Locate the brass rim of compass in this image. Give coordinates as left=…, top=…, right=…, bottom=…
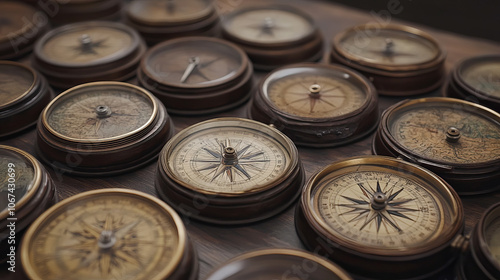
left=259, top=63, right=376, bottom=122
left=0, top=145, right=42, bottom=220
left=206, top=248, right=353, bottom=280
left=454, top=55, right=500, bottom=101
left=20, top=188, right=187, bottom=280
left=221, top=4, right=318, bottom=48
left=41, top=81, right=159, bottom=143
left=473, top=202, right=500, bottom=275
left=379, top=97, right=500, bottom=168
left=160, top=117, right=299, bottom=197
left=34, top=21, right=141, bottom=68
left=301, top=155, right=463, bottom=257
left=141, top=36, right=249, bottom=90
left=0, top=61, right=37, bottom=110
left=331, top=24, right=445, bottom=72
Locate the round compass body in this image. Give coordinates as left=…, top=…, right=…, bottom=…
left=125, top=0, right=220, bottom=45
left=221, top=5, right=324, bottom=70
left=330, top=24, right=446, bottom=96
left=138, top=36, right=253, bottom=115
left=32, top=21, right=146, bottom=89
left=205, top=248, right=353, bottom=280
left=0, top=61, right=53, bottom=138
left=372, top=97, right=500, bottom=195
left=0, top=145, right=56, bottom=263
left=36, top=82, right=174, bottom=176
left=458, top=202, right=500, bottom=279
left=444, top=54, right=500, bottom=112
left=20, top=188, right=197, bottom=280
left=249, top=63, right=379, bottom=147
left=0, top=1, right=49, bottom=59
left=295, top=156, right=464, bottom=280
left=155, top=117, right=304, bottom=224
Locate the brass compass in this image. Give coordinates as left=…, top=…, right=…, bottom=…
left=32, top=21, right=146, bottom=89
left=36, top=82, right=174, bottom=176
left=125, top=0, right=220, bottom=45
left=249, top=63, right=379, bottom=147
left=330, top=24, right=446, bottom=96
left=221, top=5, right=324, bottom=70
left=205, top=248, right=353, bottom=280
left=0, top=61, right=52, bottom=138
left=0, top=145, right=56, bottom=262
left=138, top=36, right=253, bottom=115
left=444, top=54, right=500, bottom=112
left=372, top=97, right=500, bottom=195
left=20, top=188, right=197, bottom=280
left=155, top=117, right=304, bottom=224
left=295, top=155, right=464, bottom=279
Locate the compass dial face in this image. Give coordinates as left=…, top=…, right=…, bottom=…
left=460, top=58, right=500, bottom=98
left=336, top=27, right=440, bottom=67
left=44, top=82, right=155, bottom=141
left=223, top=7, right=314, bottom=44
left=0, top=2, right=37, bottom=42
left=0, top=63, right=34, bottom=108
left=38, top=23, right=136, bottom=67
left=263, top=65, right=368, bottom=119
left=128, top=0, right=213, bottom=24
left=144, top=38, right=242, bottom=87
left=484, top=207, right=500, bottom=263
left=387, top=99, right=500, bottom=164
left=22, top=190, right=184, bottom=280
left=164, top=119, right=293, bottom=195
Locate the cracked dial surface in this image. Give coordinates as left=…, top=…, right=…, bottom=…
left=0, top=63, right=34, bottom=108
left=22, top=189, right=184, bottom=280
left=387, top=100, right=500, bottom=164
left=165, top=119, right=292, bottom=195
left=128, top=0, right=213, bottom=24
left=263, top=65, right=367, bottom=119
left=44, top=83, right=155, bottom=141
left=461, top=59, right=500, bottom=98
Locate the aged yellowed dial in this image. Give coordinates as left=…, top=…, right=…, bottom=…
left=461, top=59, right=500, bottom=98
left=296, top=156, right=464, bottom=279
left=128, top=0, right=213, bottom=24
left=21, top=189, right=196, bottom=280
left=0, top=63, right=35, bottom=108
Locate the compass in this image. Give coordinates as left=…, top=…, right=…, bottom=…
left=20, top=188, right=197, bottom=280
left=444, top=54, right=500, bottom=112
left=295, top=155, right=464, bottom=279
left=36, top=82, right=174, bottom=176
left=457, top=202, right=500, bottom=279
left=372, top=97, right=500, bottom=195
left=249, top=63, right=379, bottom=147
left=0, top=145, right=56, bottom=263
left=138, top=36, right=253, bottom=115
left=205, top=248, right=353, bottom=280
left=125, top=0, right=220, bottom=45
left=330, top=24, right=446, bottom=96
left=32, top=21, right=146, bottom=89
left=0, top=61, right=53, bottom=138
left=0, top=1, right=49, bottom=59
left=220, top=5, right=324, bottom=70
left=155, top=117, right=304, bottom=224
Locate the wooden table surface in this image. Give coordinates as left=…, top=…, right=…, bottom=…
left=1, top=0, right=500, bottom=279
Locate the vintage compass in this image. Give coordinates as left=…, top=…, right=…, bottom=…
left=372, top=97, right=500, bottom=195
left=0, top=61, right=53, bottom=138
left=20, top=188, right=198, bottom=280
left=138, top=36, right=253, bottom=115
left=220, top=5, right=324, bottom=70
left=205, top=248, right=353, bottom=280
left=155, top=117, right=304, bottom=224
left=36, top=81, right=174, bottom=176
left=0, top=145, right=56, bottom=263
left=295, top=155, right=464, bottom=280
left=125, top=0, right=220, bottom=45
left=249, top=63, right=379, bottom=147
left=32, top=21, right=146, bottom=89
left=444, top=54, right=500, bottom=112
left=330, top=24, right=446, bottom=96
left=457, top=202, right=500, bottom=279
left=0, top=1, right=49, bottom=60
